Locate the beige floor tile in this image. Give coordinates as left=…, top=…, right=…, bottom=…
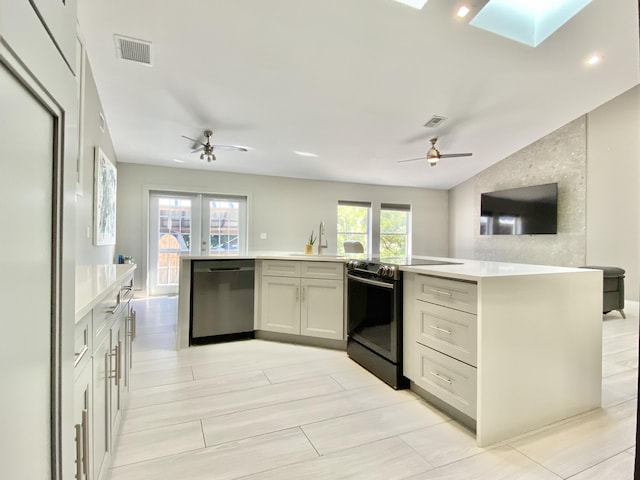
left=111, top=420, right=204, bottom=467
left=301, top=399, right=449, bottom=455
left=405, top=445, right=561, bottom=479
left=567, top=452, right=635, bottom=480
left=240, top=436, right=432, bottom=480
left=202, top=383, right=418, bottom=446
left=510, top=399, right=637, bottom=478
left=601, top=368, right=638, bottom=408
left=400, top=420, right=494, bottom=468
left=121, top=375, right=343, bottom=434
left=128, top=369, right=270, bottom=409
left=130, top=365, right=193, bottom=390
left=109, top=427, right=318, bottom=480
left=263, top=355, right=368, bottom=384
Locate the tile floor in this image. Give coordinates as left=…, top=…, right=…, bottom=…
left=110, top=297, right=639, bottom=479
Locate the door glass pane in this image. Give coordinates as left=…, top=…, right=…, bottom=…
left=208, top=200, right=239, bottom=255
left=157, top=197, right=191, bottom=286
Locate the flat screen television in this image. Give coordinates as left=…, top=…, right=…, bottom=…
left=480, top=183, right=558, bottom=235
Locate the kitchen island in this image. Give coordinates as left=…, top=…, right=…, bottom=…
left=401, top=260, right=602, bottom=447
left=177, top=254, right=602, bottom=446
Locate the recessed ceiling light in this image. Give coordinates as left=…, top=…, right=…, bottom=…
left=293, top=151, right=318, bottom=157
left=173, top=159, right=185, bottom=163
left=457, top=6, right=471, bottom=17
left=392, top=0, right=429, bottom=10
left=586, top=54, right=602, bottom=65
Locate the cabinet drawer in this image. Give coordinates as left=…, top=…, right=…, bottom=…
left=416, top=301, right=477, bottom=367
left=120, top=274, right=134, bottom=303
left=74, top=311, right=92, bottom=375
left=301, top=261, right=344, bottom=280
left=415, top=275, right=477, bottom=314
left=262, top=260, right=301, bottom=277
left=415, top=343, right=477, bottom=419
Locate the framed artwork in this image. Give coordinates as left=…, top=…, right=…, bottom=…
left=94, top=147, right=117, bottom=245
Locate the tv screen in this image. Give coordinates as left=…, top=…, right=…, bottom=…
left=480, top=183, right=558, bottom=235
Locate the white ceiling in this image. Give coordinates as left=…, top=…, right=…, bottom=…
left=77, top=0, right=639, bottom=190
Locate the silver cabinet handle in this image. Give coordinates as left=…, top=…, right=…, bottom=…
left=74, top=423, right=83, bottom=480
left=109, top=344, right=120, bottom=386
left=429, top=288, right=453, bottom=297
left=128, top=310, right=137, bottom=342
left=430, top=371, right=452, bottom=384
left=428, top=325, right=453, bottom=335
left=296, top=286, right=299, bottom=302
left=301, top=286, right=306, bottom=302
left=81, top=409, right=89, bottom=477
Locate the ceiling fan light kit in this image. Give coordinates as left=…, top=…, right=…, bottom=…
left=181, top=129, right=248, bottom=163
left=397, top=137, right=472, bottom=167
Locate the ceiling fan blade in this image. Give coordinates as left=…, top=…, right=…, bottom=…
left=396, top=157, right=426, bottom=163
left=439, top=152, right=473, bottom=158
left=191, top=146, right=205, bottom=153
left=213, top=144, right=249, bottom=152
left=181, top=135, right=204, bottom=145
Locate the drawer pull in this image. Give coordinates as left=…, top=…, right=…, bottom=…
left=81, top=409, right=89, bottom=476
left=428, top=325, right=453, bottom=335
left=430, top=371, right=453, bottom=384
left=74, top=345, right=89, bottom=367
left=429, top=288, right=453, bottom=297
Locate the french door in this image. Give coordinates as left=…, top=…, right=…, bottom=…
left=149, top=192, right=247, bottom=295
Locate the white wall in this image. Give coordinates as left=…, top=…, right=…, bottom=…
left=449, top=85, right=640, bottom=301
left=586, top=85, right=640, bottom=301
left=116, top=163, right=449, bottom=292
left=75, top=52, right=119, bottom=265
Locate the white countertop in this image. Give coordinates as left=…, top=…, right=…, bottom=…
left=181, top=252, right=594, bottom=281
left=399, top=258, right=593, bottom=282
left=75, top=264, right=136, bottom=321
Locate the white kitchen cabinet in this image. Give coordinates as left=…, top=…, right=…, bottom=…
left=92, top=330, right=111, bottom=480
left=74, top=266, right=136, bottom=480
left=403, top=268, right=602, bottom=447
left=300, top=278, right=344, bottom=339
left=260, top=260, right=344, bottom=340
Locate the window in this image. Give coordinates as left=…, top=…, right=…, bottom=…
left=337, top=201, right=371, bottom=256
left=380, top=203, right=411, bottom=257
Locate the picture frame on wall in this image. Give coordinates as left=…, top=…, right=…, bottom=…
left=94, top=147, right=117, bottom=245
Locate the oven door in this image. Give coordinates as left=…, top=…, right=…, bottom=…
left=347, top=272, right=400, bottom=363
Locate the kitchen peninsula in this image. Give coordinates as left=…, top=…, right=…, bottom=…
left=177, top=254, right=602, bottom=447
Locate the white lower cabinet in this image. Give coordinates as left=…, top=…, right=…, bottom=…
left=260, top=260, right=344, bottom=340
left=74, top=269, right=136, bottom=480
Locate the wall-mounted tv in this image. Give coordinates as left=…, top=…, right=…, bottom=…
left=480, top=183, right=558, bottom=235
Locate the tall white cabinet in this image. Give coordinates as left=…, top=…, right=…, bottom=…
left=260, top=260, right=344, bottom=341
left=1, top=1, right=78, bottom=477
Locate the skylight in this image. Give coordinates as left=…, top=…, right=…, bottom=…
left=392, top=0, right=429, bottom=10
left=470, top=0, right=592, bottom=47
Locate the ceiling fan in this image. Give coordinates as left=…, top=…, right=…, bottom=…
left=181, top=129, right=248, bottom=162
left=398, top=137, right=472, bottom=167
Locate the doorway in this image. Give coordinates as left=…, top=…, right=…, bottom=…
left=148, top=191, right=247, bottom=295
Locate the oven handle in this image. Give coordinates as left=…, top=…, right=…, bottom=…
left=347, top=273, right=394, bottom=289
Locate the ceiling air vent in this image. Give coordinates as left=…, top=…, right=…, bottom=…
left=114, top=35, right=152, bottom=66
left=424, top=115, right=447, bottom=128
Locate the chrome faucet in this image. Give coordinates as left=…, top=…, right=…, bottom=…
left=318, top=220, right=328, bottom=255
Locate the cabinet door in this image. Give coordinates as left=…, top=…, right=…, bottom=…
left=73, top=362, right=91, bottom=480
left=261, top=276, right=301, bottom=334
left=92, top=334, right=111, bottom=480
left=109, top=316, right=125, bottom=445
left=301, top=279, right=344, bottom=340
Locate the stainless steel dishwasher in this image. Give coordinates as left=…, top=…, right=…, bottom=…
left=190, top=259, right=255, bottom=345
